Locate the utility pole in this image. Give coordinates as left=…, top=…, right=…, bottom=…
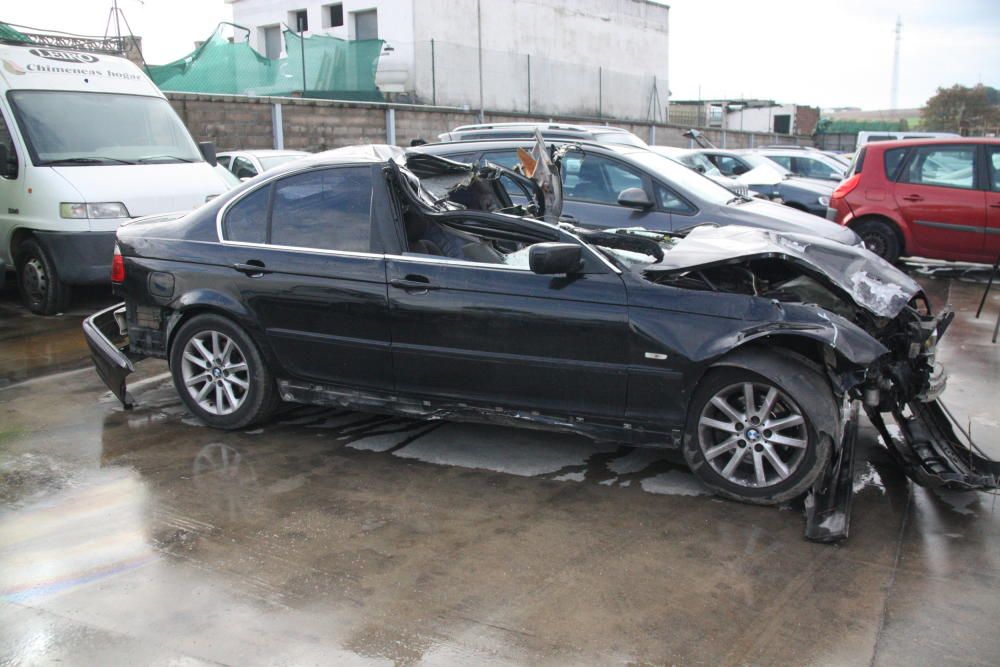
left=477, top=0, right=484, bottom=122
left=890, top=16, right=901, bottom=110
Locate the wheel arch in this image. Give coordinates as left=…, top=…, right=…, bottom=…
left=698, top=342, right=843, bottom=447
left=9, top=227, right=35, bottom=261
left=847, top=213, right=909, bottom=254
left=164, top=293, right=267, bottom=363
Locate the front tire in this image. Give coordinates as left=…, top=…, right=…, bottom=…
left=15, top=239, right=72, bottom=315
left=170, top=314, right=277, bottom=429
left=683, top=365, right=832, bottom=505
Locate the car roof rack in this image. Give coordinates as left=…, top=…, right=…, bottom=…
left=760, top=145, right=819, bottom=151
left=0, top=22, right=129, bottom=54
left=448, top=122, right=632, bottom=135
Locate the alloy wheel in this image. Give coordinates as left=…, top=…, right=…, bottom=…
left=697, top=382, right=808, bottom=488
left=181, top=330, right=250, bottom=416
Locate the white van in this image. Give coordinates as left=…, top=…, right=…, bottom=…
left=0, top=41, right=233, bottom=314
left=856, top=130, right=960, bottom=147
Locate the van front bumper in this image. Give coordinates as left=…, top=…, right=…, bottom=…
left=33, top=230, right=116, bottom=284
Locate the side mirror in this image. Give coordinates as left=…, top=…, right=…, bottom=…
left=617, top=187, right=653, bottom=209
left=529, top=243, right=583, bottom=275
left=198, top=141, right=218, bottom=167
left=731, top=163, right=749, bottom=176
left=0, top=144, right=8, bottom=178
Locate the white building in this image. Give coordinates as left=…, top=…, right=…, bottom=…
left=227, top=0, right=670, bottom=119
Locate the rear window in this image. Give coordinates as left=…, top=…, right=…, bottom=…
left=883, top=147, right=908, bottom=180
left=848, top=147, right=866, bottom=177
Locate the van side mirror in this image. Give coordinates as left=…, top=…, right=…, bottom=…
left=199, top=141, right=218, bottom=167
left=529, top=243, right=583, bottom=275
left=617, top=187, right=653, bottom=209
left=0, top=144, right=9, bottom=178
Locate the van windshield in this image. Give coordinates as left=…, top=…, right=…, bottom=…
left=9, top=91, right=202, bottom=166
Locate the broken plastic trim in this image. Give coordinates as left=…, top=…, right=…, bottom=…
left=868, top=400, right=1000, bottom=492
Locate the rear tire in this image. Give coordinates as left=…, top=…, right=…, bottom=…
left=854, top=219, right=901, bottom=263
left=170, top=314, right=277, bottom=429
left=15, top=239, right=72, bottom=315
left=683, top=363, right=833, bottom=505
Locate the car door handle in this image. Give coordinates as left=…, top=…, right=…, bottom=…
left=990, top=203, right=1000, bottom=209
left=560, top=214, right=577, bottom=222
left=390, top=277, right=439, bottom=292
left=232, top=261, right=271, bottom=276
left=901, top=194, right=924, bottom=202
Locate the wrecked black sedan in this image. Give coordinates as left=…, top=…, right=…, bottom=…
left=84, top=142, right=998, bottom=542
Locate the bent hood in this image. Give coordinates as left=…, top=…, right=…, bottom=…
left=643, top=225, right=921, bottom=318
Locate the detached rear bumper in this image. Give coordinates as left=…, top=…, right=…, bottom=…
left=83, top=302, right=144, bottom=407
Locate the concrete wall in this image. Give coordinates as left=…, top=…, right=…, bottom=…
left=230, top=0, right=670, bottom=119
left=167, top=91, right=808, bottom=153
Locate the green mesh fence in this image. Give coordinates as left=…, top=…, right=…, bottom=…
left=0, top=23, right=30, bottom=42
left=148, top=24, right=383, bottom=101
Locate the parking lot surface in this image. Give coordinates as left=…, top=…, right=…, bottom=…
left=1, top=269, right=999, bottom=666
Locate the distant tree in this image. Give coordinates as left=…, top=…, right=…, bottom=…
left=921, top=84, right=1000, bottom=135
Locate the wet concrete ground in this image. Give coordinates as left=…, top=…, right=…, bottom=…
left=1, top=268, right=998, bottom=666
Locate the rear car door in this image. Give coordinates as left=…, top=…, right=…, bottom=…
left=985, top=144, right=1000, bottom=258
left=560, top=150, right=671, bottom=231
left=219, top=165, right=393, bottom=389
left=894, top=144, right=987, bottom=259
left=386, top=233, right=630, bottom=419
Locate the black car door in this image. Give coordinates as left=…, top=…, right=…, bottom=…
left=218, top=164, right=393, bottom=389
left=386, top=230, right=630, bottom=418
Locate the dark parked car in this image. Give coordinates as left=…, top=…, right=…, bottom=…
left=84, top=148, right=997, bottom=541
left=694, top=149, right=836, bottom=217
left=417, top=139, right=859, bottom=244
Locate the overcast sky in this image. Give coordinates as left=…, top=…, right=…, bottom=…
left=4, top=0, right=998, bottom=110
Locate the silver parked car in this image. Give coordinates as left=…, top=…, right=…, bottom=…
left=217, top=149, right=310, bottom=180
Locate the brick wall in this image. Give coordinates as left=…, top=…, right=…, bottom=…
left=166, top=92, right=811, bottom=152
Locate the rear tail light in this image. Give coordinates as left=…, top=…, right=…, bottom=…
left=832, top=173, right=861, bottom=199
left=110, top=245, right=125, bottom=283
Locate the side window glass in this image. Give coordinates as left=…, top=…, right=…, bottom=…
left=768, top=155, right=792, bottom=170
left=988, top=148, right=1000, bottom=192
left=563, top=153, right=643, bottom=205
left=796, top=157, right=835, bottom=178
left=482, top=150, right=526, bottom=198
left=883, top=148, right=907, bottom=180
left=901, top=146, right=976, bottom=190
left=713, top=155, right=740, bottom=176
left=224, top=186, right=270, bottom=244
left=655, top=183, right=695, bottom=214
left=217, top=155, right=232, bottom=170
left=233, top=156, right=257, bottom=179
left=0, top=113, right=18, bottom=179
left=270, top=167, right=372, bottom=252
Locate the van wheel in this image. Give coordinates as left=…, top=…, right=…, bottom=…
left=854, top=219, right=900, bottom=263
left=683, top=365, right=832, bottom=505
left=170, top=314, right=277, bottom=430
left=15, top=239, right=71, bottom=315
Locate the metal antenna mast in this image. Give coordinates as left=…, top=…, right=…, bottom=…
left=890, top=16, right=901, bottom=110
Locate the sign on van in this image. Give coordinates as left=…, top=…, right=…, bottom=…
left=28, top=48, right=100, bottom=64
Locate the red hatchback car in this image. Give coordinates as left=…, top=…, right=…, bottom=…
left=828, top=138, right=1000, bottom=264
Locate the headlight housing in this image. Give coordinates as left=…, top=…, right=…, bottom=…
left=818, top=196, right=831, bottom=207
left=59, top=202, right=131, bottom=219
